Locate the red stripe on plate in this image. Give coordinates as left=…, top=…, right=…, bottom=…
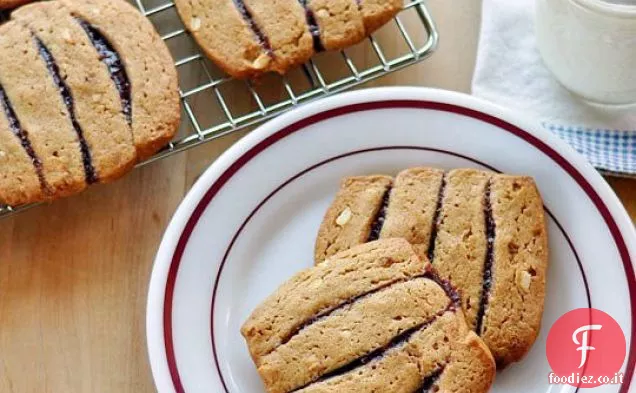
left=162, top=100, right=635, bottom=393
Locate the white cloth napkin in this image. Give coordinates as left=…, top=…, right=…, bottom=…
left=471, top=0, right=636, bottom=176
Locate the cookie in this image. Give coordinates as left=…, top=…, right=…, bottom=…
left=242, top=0, right=314, bottom=75
left=314, top=175, right=392, bottom=261
left=242, top=239, right=496, bottom=393
left=13, top=2, right=137, bottom=183
left=0, top=0, right=179, bottom=206
left=359, top=0, right=402, bottom=33
left=176, top=0, right=402, bottom=78
left=0, top=83, right=46, bottom=206
left=378, top=167, right=444, bottom=258
left=480, top=174, right=548, bottom=366
left=61, top=0, right=181, bottom=160
left=174, top=0, right=266, bottom=79
left=303, top=0, right=366, bottom=51
left=429, top=169, right=490, bottom=334
left=0, top=21, right=88, bottom=203
left=314, top=168, right=548, bottom=367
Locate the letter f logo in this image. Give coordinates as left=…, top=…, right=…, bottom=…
left=572, top=325, right=603, bottom=369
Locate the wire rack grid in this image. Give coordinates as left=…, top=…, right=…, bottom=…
left=0, top=0, right=438, bottom=218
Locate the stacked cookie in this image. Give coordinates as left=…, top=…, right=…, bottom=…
left=314, top=168, right=548, bottom=367
left=242, top=167, right=548, bottom=392
left=242, top=239, right=496, bottom=393
left=0, top=0, right=180, bottom=206
left=175, top=0, right=403, bottom=78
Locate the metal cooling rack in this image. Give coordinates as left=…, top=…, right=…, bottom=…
left=0, top=0, right=438, bottom=218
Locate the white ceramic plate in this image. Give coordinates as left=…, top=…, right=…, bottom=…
left=147, top=87, right=636, bottom=393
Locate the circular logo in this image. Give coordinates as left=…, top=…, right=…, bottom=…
left=546, top=308, right=626, bottom=388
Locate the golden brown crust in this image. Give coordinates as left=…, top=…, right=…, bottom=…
left=243, top=0, right=314, bottom=74
left=481, top=175, right=548, bottom=367
left=381, top=167, right=445, bottom=260
left=0, top=21, right=87, bottom=202
left=174, top=0, right=402, bottom=78
left=314, top=175, right=393, bottom=263
left=0, top=0, right=180, bottom=206
left=62, top=0, right=180, bottom=160
left=13, top=2, right=137, bottom=182
left=0, top=94, right=44, bottom=205
left=243, top=238, right=425, bottom=361
left=359, top=0, right=402, bottom=34
left=243, top=239, right=495, bottom=393
left=259, top=278, right=450, bottom=392
left=295, top=312, right=495, bottom=393
left=175, top=0, right=267, bottom=79
left=308, top=0, right=366, bottom=51
left=438, top=328, right=497, bottom=393
left=314, top=167, right=548, bottom=367
left=432, top=169, right=491, bottom=332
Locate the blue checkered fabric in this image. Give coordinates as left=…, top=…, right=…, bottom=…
left=545, top=123, right=636, bottom=177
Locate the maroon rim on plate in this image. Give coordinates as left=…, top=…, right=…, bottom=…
left=161, top=101, right=635, bottom=393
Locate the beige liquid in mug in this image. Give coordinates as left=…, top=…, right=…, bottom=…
left=536, top=0, right=636, bottom=105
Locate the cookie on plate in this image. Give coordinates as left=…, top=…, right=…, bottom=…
left=0, top=0, right=179, bottom=206
left=175, top=0, right=403, bottom=79
left=242, top=239, right=496, bottom=393
left=314, top=168, right=548, bottom=367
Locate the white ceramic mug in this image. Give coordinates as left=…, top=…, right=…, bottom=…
left=536, top=0, right=636, bottom=105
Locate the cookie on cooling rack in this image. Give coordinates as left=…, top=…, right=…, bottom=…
left=0, top=0, right=179, bottom=206
left=314, top=168, right=548, bottom=367
left=241, top=239, right=496, bottom=393
left=175, top=0, right=402, bottom=79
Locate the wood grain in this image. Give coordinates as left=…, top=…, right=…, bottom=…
left=0, top=1, right=633, bottom=392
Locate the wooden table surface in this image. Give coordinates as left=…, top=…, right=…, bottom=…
left=1, top=2, right=634, bottom=392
